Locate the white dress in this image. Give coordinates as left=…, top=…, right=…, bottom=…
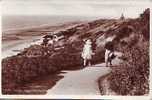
left=105, top=49, right=111, bottom=62
left=81, top=44, right=93, bottom=60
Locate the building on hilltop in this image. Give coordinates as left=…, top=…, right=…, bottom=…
left=120, top=13, right=125, bottom=20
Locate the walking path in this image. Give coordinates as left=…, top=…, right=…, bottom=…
left=47, top=52, right=123, bottom=95
left=47, top=63, right=110, bottom=95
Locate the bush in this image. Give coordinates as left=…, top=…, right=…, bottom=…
left=2, top=55, right=58, bottom=94
left=108, top=41, right=149, bottom=95
left=2, top=42, right=84, bottom=94
left=92, top=46, right=105, bottom=64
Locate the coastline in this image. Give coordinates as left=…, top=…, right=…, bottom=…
left=2, top=21, right=83, bottom=58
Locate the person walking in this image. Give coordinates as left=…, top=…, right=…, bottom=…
left=105, top=41, right=115, bottom=67
left=81, top=39, right=94, bottom=67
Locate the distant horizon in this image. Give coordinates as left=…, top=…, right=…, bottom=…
left=2, top=7, right=149, bottom=32
left=2, top=15, right=98, bottom=32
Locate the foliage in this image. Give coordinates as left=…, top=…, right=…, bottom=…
left=108, top=41, right=149, bottom=95
left=108, top=9, right=150, bottom=95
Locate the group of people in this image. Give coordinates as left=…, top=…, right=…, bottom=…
left=41, top=34, right=58, bottom=47
left=81, top=39, right=115, bottom=67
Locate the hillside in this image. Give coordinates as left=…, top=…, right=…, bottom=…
left=2, top=8, right=149, bottom=95
left=99, top=8, right=149, bottom=95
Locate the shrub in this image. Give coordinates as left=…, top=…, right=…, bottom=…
left=92, top=46, right=105, bottom=64
left=108, top=41, right=149, bottom=95
left=2, top=55, right=58, bottom=94
left=2, top=42, right=84, bottom=94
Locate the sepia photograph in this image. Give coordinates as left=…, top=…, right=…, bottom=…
left=1, top=0, right=151, bottom=98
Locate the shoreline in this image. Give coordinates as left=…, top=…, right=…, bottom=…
left=2, top=36, right=42, bottom=59
left=2, top=21, right=83, bottom=59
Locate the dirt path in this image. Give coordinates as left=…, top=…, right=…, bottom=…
left=47, top=63, right=111, bottom=95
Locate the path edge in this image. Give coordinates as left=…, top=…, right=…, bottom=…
left=98, top=73, right=110, bottom=95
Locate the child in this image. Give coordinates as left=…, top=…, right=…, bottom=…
left=81, top=39, right=94, bottom=67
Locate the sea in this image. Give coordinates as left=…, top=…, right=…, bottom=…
left=2, top=15, right=101, bottom=58
left=2, top=15, right=100, bottom=33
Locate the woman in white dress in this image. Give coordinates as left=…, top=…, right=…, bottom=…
left=105, top=41, right=115, bottom=67
left=81, top=39, right=94, bottom=67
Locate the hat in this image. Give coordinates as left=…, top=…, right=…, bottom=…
left=85, top=39, right=92, bottom=45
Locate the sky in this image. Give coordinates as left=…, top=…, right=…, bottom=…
left=1, top=0, right=152, bottom=18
